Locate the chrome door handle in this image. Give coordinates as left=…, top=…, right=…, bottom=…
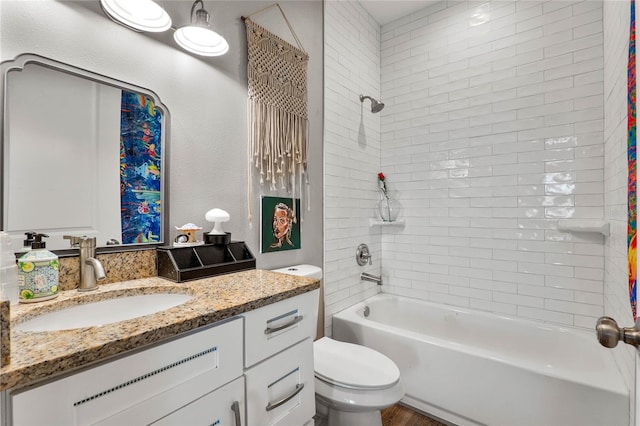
left=265, top=383, right=304, bottom=412
left=231, top=400, right=241, bottom=426
left=596, top=316, right=640, bottom=348
left=264, top=315, right=303, bottom=334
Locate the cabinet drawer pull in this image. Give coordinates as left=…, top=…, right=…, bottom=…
left=264, top=315, right=303, bottom=335
left=265, top=383, right=304, bottom=411
left=231, top=400, right=241, bottom=426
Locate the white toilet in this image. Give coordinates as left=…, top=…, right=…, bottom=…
left=273, top=265, right=404, bottom=426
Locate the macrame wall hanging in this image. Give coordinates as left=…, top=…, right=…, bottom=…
left=243, top=4, right=309, bottom=227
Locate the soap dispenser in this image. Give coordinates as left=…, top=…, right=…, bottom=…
left=17, top=233, right=59, bottom=302
left=18, top=232, right=36, bottom=253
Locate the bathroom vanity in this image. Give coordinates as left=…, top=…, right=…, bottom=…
left=0, top=269, right=319, bottom=426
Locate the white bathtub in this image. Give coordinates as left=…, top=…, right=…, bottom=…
left=332, top=294, right=629, bottom=426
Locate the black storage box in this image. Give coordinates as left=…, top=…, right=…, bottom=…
left=157, top=241, right=256, bottom=282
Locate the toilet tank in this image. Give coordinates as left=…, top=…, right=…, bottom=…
left=272, top=264, right=323, bottom=339
left=272, top=264, right=322, bottom=280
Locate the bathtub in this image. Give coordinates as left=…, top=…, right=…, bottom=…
left=332, top=294, right=629, bottom=426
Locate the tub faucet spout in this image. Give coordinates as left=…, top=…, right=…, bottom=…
left=63, top=235, right=106, bottom=291
left=361, top=272, right=383, bottom=286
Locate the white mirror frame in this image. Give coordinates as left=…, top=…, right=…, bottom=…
left=0, top=53, right=170, bottom=253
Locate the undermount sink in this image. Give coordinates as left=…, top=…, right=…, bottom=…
left=15, top=293, right=193, bottom=332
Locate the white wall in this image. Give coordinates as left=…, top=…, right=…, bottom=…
left=323, top=1, right=382, bottom=336
left=603, top=0, right=636, bottom=412
left=0, top=0, right=323, bottom=270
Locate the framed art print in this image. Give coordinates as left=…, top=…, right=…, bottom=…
left=261, top=196, right=301, bottom=253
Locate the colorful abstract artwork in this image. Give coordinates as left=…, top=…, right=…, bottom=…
left=261, top=196, right=301, bottom=253
left=629, top=0, right=637, bottom=320
left=120, top=90, right=163, bottom=245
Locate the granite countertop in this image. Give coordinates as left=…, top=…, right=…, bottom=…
left=0, top=269, right=319, bottom=391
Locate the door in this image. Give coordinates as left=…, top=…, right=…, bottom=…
left=597, top=318, right=640, bottom=426
left=599, top=2, right=640, bottom=425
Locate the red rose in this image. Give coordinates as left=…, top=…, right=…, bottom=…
left=378, top=172, right=385, bottom=180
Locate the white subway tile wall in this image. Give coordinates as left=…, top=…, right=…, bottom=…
left=324, top=1, right=382, bottom=337
left=377, top=0, right=609, bottom=329
left=325, top=0, right=630, bottom=365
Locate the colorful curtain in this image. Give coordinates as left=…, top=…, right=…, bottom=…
left=629, top=0, right=637, bottom=320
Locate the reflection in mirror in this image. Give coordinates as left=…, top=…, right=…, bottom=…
left=1, top=54, right=169, bottom=251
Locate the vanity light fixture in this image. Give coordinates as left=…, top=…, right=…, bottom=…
left=173, top=0, right=229, bottom=57
left=99, top=0, right=172, bottom=32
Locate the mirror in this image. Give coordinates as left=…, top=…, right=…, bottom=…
left=1, top=54, right=169, bottom=251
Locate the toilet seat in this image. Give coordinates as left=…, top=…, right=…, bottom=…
left=314, top=337, right=400, bottom=390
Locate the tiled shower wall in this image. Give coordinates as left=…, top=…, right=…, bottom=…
left=324, top=1, right=382, bottom=336
left=379, top=0, right=607, bottom=329
left=324, top=0, right=634, bottom=410
left=324, top=0, right=636, bottom=335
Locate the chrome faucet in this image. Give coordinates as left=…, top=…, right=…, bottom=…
left=361, top=272, right=383, bottom=286
left=63, top=235, right=106, bottom=291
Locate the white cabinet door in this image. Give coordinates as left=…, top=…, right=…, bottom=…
left=11, top=318, right=243, bottom=425
left=245, top=339, right=314, bottom=426
left=152, top=376, right=245, bottom=426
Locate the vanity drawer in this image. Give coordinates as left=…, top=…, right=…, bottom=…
left=152, top=376, right=245, bottom=426
left=243, top=290, right=317, bottom=367
left=245, top=338, right=315, bottom=426
left=11, top=318, right=243, bottom=426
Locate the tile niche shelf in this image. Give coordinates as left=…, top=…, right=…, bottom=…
left=369, top=219, right=406, bottom=228
left=557, top=219, right=610, bottom=237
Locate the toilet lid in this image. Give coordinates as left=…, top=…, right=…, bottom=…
left=314, top=337, right=400, bottom=390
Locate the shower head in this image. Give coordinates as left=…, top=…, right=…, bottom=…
left=359, top=94, right=385, bottom=113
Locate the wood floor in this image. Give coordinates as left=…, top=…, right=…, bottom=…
left=381, top=404, right=449, bottom=426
